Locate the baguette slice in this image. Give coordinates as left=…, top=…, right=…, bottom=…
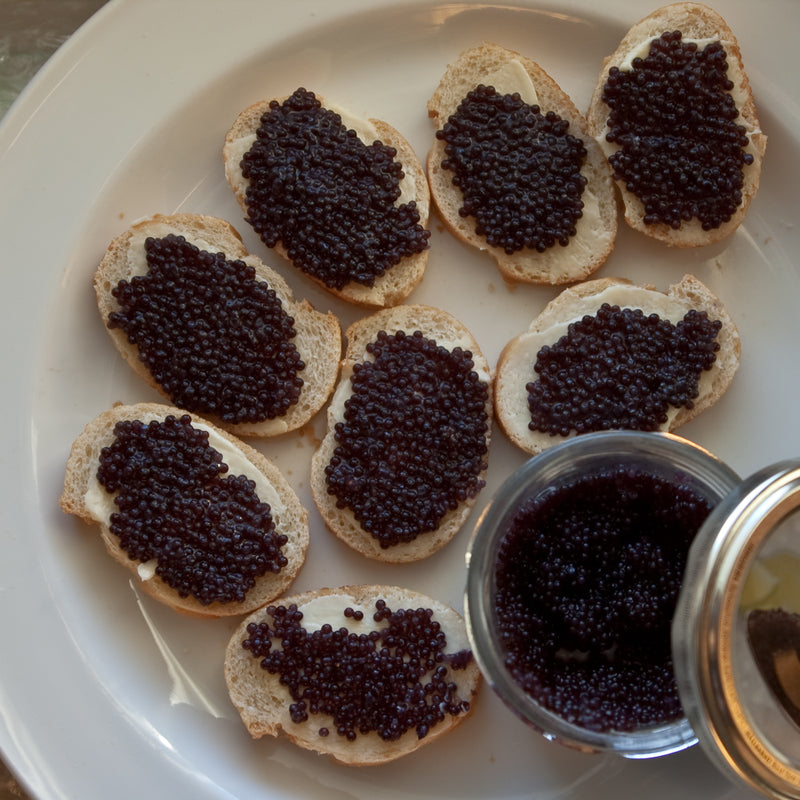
left=224, top=92, right=430, bottom=308
left=427, top=42, right=617, bottom=285
left=225, top=584, right=481, bottom=766
left=94, top=213, right=341, bottom=438
left=311, top=305, right=493, bottom=563
left=495, top=275, right=740, bottom=456
left=60, top=402, right=309, bottom=617
left=586, top=3, right=766, bottom=246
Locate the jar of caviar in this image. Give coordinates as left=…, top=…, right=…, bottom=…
left=466, top=430, right=800, bottom=798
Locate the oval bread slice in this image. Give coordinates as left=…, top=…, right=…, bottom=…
left=224, top=95, right=430, bottom=308
left=427, top=42, right=617, bottom=285
left=59, top=402, right=309, bottom=617
left=586, top=2, right=767, bottom=246
left=311, top=305, right=493, bottom=563
left=495, top=274, right=740, bottom=456
left=95, top=213, right=341, bottom=438
left=224, top=584, right=481, bottom=766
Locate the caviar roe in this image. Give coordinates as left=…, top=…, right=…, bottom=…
left=241, top=87, right=430, bottom=290
left=108, top=234, right=304, bottom=425
left=495, top=466, right=713, bottom=732
left=242, top=599, right=473, bottom=741
left=602, top=31, right=754, bottom=230
left=527, top=304, right=722, bottom=436
left=324, top=329, right=490, bottom=548
left=96, top=415, right=288, bottom=605
left=436, top=84, right=587, bottom=254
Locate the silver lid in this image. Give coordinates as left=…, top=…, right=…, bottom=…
left=674, top=461, right=800, bottom=799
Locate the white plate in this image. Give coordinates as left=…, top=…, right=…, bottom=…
left=1, top=0, right=798, bottom=797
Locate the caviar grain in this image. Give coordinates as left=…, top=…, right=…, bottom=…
left=602, top=31, right=753, bottom=230
left=97, top=415, right=288, bottom=605
left=527, top=304, right=721, bottom=436
left=495, top=466, right=713, bottom=732
left=108, top=234, right=304, bottom=425
left=324, top=330, right=489, bottom=548
left=242, top=599, right=473, bottom=741
left=436, top=84, right=587, bottom=254
left=241, top=88, right=430, bottom=290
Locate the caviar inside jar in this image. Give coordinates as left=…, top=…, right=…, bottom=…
left=324, top=329, right=490, bottom=548
left=241, top=87, right=430, bottom=290
left=436, top=84, right=588, bottom=254
left=494, top=465, right=713, bottom=732
left=108, top=234, right=304, bottom=425
left=602, top=31, right=754, bottom=231
left=242, top=599, right=473, bottom=742
left=97, top=415, right=288, bottom=605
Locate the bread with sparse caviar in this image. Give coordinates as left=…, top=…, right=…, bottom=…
left=94, top=213, right=341, bottom=438
left=224, top=584, right=481, bottom=766
left=311, top=305, right=493, bottom=563
left=224, top=90, right=431, bottom=308
left=495, top=274, right=740, bottom=455
left=59, top=402, right=309, bottom=617
left=586, top=3, right=766, bottom=246
left=426, top=42, right=617, bottom=285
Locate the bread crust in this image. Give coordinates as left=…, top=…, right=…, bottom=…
left=426, top=42, right=617, bottom=285
left=59, top=402, right=309, bottom=617
left=586, top=2, right=767, bottom=246
left=94, top=213, right=341, bottom=438
left=224, top=584, right=481, bottom=765
left=310, top=305, right=493, bottom=563
left=223, top=95, right=430, bottom=308
left=495, top=274, right=741, bottom=456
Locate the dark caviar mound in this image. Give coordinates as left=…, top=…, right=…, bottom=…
left=527, top=304, right=721, bottom=436
left=436, top=84, right=587, bottom=254
left=242, top=599, right=473, bottom=741
left=495, top=466, right=713, bottom=732
left=96, top=415, right=288, bottom=605
left=324, top=330, right=489, bottom=548
left=108, top=234, right=304, bottom=425
left=241, top=87, right=430, bottom=290
left=602, top=31, right=754, bottom=231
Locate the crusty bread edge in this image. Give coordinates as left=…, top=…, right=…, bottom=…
left=59, top=402, right=310, bottom=617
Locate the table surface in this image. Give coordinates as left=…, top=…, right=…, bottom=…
left=0, top=3, right=109, bottom=795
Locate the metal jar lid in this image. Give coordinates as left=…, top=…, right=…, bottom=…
left=673, top=460, right=800, bottom=799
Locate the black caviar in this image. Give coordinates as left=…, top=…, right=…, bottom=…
left=97, top=415, right=287, bottom=605
left=242, top=598, right=473, bottom=741
left=495, top=466, right=713, bottom=732
left=108, top=234, right=304, bottom=425
left=602, top=31, right=754, bottom=230
left=527, top=304, right=721, bottom=436
left=436, top=84, right=587, bottom=254
left=241, top=87, right=430, bottom=290
left=324, top=330, right=489, bottom=548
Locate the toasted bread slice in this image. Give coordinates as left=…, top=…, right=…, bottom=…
left=427, top=42, right=617, bottom=285
left=311, top=305, right=493, bottom=563
left=94, top=213, right=341, bottom=438
left=586, top=3, right=766, bottom=245
left=224, top=91, right=430, bottom=308
left=60, top=402, right=309, bottom=617
left=495, top=275, right=740, bottom=455
left=225, top=584, right=481, bottom=765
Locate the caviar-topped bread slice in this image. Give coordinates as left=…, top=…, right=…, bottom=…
left=495, top=275, right=740, bottom=456
left=311, top=305, right=493, bottom=563
left=94, top=214, right=341, bottom=438
left=59, top=403, right=309, bottom=617
left=224, top=88, right=431, bottom=308
left=586, top=2, right=766, bottom=246
left=225, top=585, right=481, bottom=765
left=426, top=42, right=617, bottom=285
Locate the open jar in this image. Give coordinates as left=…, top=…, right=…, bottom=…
left=465, top=430, right=800, bottom=798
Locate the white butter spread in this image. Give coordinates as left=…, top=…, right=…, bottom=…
left=483, top=59, right=539, bottom=107
left=84, top=414, right=285, bottom=581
